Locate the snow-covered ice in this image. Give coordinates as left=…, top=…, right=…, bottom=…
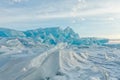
left=0, top=27, right=120, bottom=80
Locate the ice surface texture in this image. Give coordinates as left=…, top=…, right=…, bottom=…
left=0, top=27, right=119, bottom=80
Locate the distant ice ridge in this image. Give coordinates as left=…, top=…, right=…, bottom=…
left=0, top=27, right=108, bottom=46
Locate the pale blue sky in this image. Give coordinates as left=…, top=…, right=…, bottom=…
left=0, top=0, right=120, bottom=39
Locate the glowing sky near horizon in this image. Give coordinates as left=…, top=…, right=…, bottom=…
left=0, top=0, right=120, bottom=39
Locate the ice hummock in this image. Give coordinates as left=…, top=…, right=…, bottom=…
left=0, top=27, right=108, bottom=45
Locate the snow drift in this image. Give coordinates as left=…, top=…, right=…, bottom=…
left=22, top=43, right=88, bottom=80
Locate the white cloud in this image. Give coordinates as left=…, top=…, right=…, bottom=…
left=107, top=17, right=115, bottom=21
left=0, top=0, right=120, bottom=24
left=0, top=7, right=120, bottom=24
left=10, top=0, right=28, bottom=3
left=12, top=0, right=22, bottom=3
left=71, top=0, right=87, bottom=17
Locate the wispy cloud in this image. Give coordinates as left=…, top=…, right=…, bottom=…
left=10, top=0, right=29, bottom=3
left=0, top=0, right=120, bottom=24
left=0, top=6, right=120, bottom=24
left=0, top=0, right=120, bottom=39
